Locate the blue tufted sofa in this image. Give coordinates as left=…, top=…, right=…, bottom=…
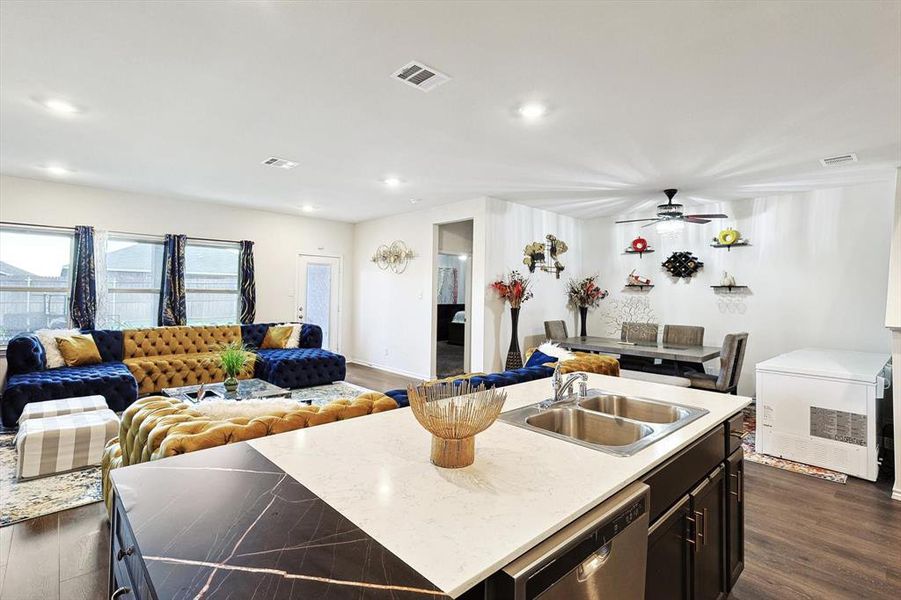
left=384, top=365, right=556, bottom=408
left=2, top=323, right=345, bottom=427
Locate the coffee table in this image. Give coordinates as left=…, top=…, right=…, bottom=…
left=162, top=378, right=290, bottom=403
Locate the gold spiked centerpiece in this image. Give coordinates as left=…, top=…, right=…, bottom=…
left=407, top=381, right=507, bottom=468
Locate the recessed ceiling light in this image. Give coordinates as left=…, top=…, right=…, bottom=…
left=42, top=99, right=80, bottom=115
left=300, top=205, right=316, bottom=213
left=44, top=165, right=72, bottom=176
left=262, top=157, right=299, bottom=170
left=382, top=177, right=402, bottom=187
left=517, top=102, right=548, bottom=120
left=409, top=198, right=421, bottom=204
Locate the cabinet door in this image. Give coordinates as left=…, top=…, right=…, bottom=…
left=690, top=466, right=725, bottom=600
left=726, top=449, right=745, bottom=590
left=645, top=495, right=691, bottom=600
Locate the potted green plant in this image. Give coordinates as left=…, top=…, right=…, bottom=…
left=212, top=341, right=255, bottom=392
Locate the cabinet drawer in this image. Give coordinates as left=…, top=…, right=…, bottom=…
left=112, top=498, right=154, bottom=600
left=726, top=412, right=744, bottom=456
left=643, top=425, right=725, bottom=523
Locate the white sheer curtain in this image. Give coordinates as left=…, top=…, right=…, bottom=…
left=93, top=229, right=110, bottom=328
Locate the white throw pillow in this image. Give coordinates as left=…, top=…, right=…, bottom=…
left=278, top=323, right=302, bottom=348
left=537, top=342, right=575, bottom=362
left=34, top=328, right=81, bottom=369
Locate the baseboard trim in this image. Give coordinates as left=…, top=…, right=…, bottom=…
left=347, top=358, right=429, bottom=381
left=892, top=485, right=901, bottom=502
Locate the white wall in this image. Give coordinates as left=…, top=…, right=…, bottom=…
left=0, top=175, right=356, bottom=352
left=581, top=181, right=897, bottom=396
left=352, top=198, right=488, bottom=379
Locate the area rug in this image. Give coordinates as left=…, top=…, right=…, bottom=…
left=0, top=381, right=377, bottom=527
left=742, top=406, right=848, bottom=484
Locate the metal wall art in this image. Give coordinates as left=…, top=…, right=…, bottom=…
left=371, top=240, right=415, bottom=273
left=662, top=251, right=704, bottom=278
left=523, top=234, right=568, bottom=279
left=624, top=236, right=654, bottom=257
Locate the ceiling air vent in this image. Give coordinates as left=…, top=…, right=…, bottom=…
left=819, top=153, right=858, bottom=167
left=261, top=157, right=299, bottom=170
left=391, top=61, right=451, bottom=92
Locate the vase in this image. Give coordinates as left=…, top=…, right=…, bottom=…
left=505, top=306, right=523, bottom=370
left=224, top=376, right=239, bottom=393
left=579, top=306, right=589, bottom=337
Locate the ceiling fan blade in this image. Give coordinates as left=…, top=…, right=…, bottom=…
left=684, top=213, right=728, bottom=219
left=683, top=217, right=711, bottom=224
left=615, top=218, right=660, bottom=224
left=641, top=220, right=663, bottom=228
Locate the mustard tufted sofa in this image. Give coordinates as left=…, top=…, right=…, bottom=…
left=101, top=392, right=398, bottom=513
left=122, top=325, right=253, bottom=394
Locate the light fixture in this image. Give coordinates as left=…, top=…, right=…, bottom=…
left=656, top=219, right=685, bottom=238
left=42, top=98, right=79, bottom=115
left=382, top=177, right=402, bottom=187
left=300, top=205, right=316, bottom=213
left=409, top=198, right=421, bottom=205
left=371, top=240, right=415, bottom=274
left=44, top=165, right=72, bottom=176
left=517, top=102, right=547, bottom=120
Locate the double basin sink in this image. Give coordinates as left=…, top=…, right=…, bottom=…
left=498, top=390, right=708, bottom=457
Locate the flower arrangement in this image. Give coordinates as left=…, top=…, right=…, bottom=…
left=566, top=275, right=608, bottom=309
left=490, top=270, right=534, bottom=308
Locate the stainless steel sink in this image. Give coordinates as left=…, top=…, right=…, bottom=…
left=526, top=407, right=653, bottom=447
left=578, top=394, right=689, bottom=424
left=499, top=389, right=708, bottom=457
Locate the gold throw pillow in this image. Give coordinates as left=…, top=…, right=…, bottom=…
left=56, top=334, right=103, bottom=367
left=261, top=325, right=293, bottom=349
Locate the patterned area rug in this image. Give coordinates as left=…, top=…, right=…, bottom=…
left=742, top=406, right=848, bottom=484
left=0, top=381, right=376, bottom=527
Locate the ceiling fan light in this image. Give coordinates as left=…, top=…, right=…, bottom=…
left=656, top=219, right=684, bottom=237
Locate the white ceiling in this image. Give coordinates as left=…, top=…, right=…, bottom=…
left=1, top=1, right=899, bottom=222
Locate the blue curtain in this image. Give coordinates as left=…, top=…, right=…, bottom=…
left=239, top=240, right=256, bottom=324
left=69, top=225, right=96, bottom=329
left=158, top=234, right=187, bottom=326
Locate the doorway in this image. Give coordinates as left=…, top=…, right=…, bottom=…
left=434, top=220, right=473, bottom=378
left=296, top=254, right=341, bottom=352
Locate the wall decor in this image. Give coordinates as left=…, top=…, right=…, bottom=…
left=489, top=270, right=534, bottom=369
left=523, top=234, right=568, bottom=278
left=566, top=275, right=609, bottom=337
left=720, top=271, right=737, bottom=287
left=625, top=269, right=654, bottom=290
left=602, top=296, right=657, bottom=340
left=371, top=240, right=415, bottom=273
left=711, top=228, right=750, bottom=250
left=624, top=236, right=654, bottom=257
left=662, top=251, right=704, bottom=278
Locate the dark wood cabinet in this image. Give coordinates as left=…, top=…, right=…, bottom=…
left=725, top=448, right=745, bottom=590
left=646, top=496, right=692, bottom=600
left=689, top=466, right=726, bottom=600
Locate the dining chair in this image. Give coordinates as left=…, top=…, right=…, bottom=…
left=619, top=322, right=658, bottom=370
left=647, top=325, right=706, bottom=375
left=687, top=332, right=749, bottom=394
left=544, top=320, right=568, bottom=341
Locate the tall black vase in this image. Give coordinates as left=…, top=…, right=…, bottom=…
left=505, top=306, right=523, bottom=370
left=579, top=306, right=589, bottom=337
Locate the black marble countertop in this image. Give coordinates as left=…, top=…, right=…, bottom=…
left=111, top=442, right=447, bottom=599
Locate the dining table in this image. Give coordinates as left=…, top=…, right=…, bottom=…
left=552, top=335, right=722, bottom=375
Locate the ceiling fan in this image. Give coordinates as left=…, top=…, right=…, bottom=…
left=615, top=189, right=728, bottom=227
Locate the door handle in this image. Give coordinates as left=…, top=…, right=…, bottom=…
left=116, top=545, right=134, bottom=561
left=111, top=587, right=131, bottom=599
left=701, top=508, right=708, bottom=546
left=576, top=542, right=612, bottom=582
left=730, top=471, right=743, bottom=503
left=686, top=513, right=701, bottom=553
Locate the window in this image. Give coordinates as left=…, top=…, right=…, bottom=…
left=0, top=225, right=74, bottom=344
left=185, top=242, right=240, bottom=325
left=100, top=235, right=164, bottom=329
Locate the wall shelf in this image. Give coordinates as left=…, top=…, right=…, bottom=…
left=623, top=248, right=655, bottom=258
left=711, top=285, right=749, bottom=292
left=710, top=242, right=751, bottom=252
left=624, top=284, right=654, bottom=290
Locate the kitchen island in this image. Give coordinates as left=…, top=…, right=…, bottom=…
left=109, top=373, right=750, bottom=599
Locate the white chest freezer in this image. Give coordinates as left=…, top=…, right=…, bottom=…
left=756, top=348, right=891, bottom=481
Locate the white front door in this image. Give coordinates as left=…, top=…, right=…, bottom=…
left=296, top=254, right=341, bottom=352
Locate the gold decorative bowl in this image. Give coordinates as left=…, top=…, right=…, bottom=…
left=407, top=381, right=507, bottom=468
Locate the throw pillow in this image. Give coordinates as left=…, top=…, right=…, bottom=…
left=261, top=325, right=294, bottom=349
left=278, top=323, right=302, bottom=348
left=525, top=349, right=557, bottom=368
left=55, top=334, right=103, bottom=367
left=34, top=328, right=80, bottom=368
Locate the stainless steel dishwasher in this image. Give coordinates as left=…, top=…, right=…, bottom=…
left=491, top=482, right=649, bottom=600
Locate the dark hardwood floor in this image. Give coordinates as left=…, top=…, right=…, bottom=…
left=2, top=367, right=898, bottom=599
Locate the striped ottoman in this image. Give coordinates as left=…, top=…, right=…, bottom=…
left=15, top=409, right=119, bottom=480
left=18, top=395, right=108, bottom=424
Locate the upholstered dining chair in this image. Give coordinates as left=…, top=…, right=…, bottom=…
left=687, top=332, right=749, bottom=394
left=619, top=322, right=659, bottom=370
left=544, top=320, right=569, bottom=341
left=647, top=325, right=706, bottom=375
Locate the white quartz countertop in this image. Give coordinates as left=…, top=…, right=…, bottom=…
left=249, top=374, right=751, bottom=597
